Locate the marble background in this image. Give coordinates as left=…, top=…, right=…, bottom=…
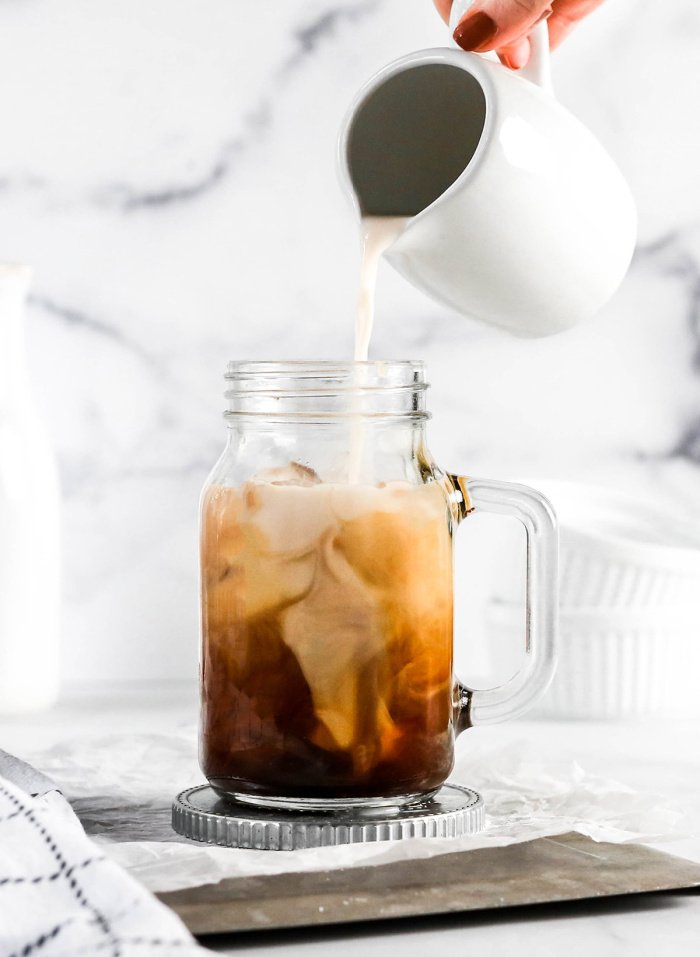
left=1, top=0, right=699, bottom=687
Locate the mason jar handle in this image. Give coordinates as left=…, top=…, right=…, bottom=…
left=449, top=3, right=553, bottom=93
left=449, top=476, right=558, bottom=730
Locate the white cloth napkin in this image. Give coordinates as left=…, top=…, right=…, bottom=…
left=0, top=750, right=205, bottom=957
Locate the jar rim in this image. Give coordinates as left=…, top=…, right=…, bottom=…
left=225, top=359, right=425, bottom=379
left=223, top=360, right=430, bottom=420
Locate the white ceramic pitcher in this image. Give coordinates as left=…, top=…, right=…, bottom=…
left=339, top=21, right=637, bottom=337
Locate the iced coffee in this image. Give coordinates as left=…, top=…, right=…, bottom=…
left=200, top=463, right=455, bottom=804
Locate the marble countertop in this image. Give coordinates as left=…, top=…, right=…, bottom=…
left=2, top=0, right=700, bottom=696
left=2, top=685, right=699, bottom=956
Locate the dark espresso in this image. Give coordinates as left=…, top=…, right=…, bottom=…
left=200, top=469, right=455, bottom=802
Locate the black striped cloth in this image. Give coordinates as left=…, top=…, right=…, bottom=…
left=0, top=751, right=205, bottom=956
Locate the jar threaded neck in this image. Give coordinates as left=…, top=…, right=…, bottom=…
left=224, top=360, right=430, bottom=420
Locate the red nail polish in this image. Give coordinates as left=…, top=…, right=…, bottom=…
left=453, top=11, right=498, bottom=52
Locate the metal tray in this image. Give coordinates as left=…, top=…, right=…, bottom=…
left=157, top=832, right=700, bottom=936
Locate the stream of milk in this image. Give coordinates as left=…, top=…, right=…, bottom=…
left=354, top=216, right=408, bottom=362
left=348, top=216, right=408, bottom=482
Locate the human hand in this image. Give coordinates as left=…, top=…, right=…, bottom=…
left=433, top=0, right=605, bottom=69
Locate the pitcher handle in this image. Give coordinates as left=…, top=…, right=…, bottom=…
left=519, top=20, right=553, bottom=92
left=448, top=476, right=558, bottom=730
left=449, top=3, right=553, bottom=93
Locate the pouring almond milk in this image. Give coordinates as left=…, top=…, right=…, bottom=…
left=342, top=20, right=636, bottom=340
left=184, top=1, right=651, bottom=842
left=355, top=217, right=408, bottom=362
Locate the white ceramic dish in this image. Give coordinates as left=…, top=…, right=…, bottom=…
left=486, top=481, right=700, bottom=719
left=494, top=481, right=700, bottom=609
left=488, top=602, right=700, bottom=719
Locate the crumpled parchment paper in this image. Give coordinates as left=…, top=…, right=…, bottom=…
left=30, top=729, right=691, bottom=893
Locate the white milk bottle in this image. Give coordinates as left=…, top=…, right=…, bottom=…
left=0, top=265, right=61, bottom=713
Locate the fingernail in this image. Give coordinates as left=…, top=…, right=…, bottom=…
left=453, top=11, right=499, bottom=52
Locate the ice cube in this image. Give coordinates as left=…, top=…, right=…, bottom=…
left=202, top=484, right=321, bottom=619
left=252, top=461, right=321, bottom=486
left=242, top=482, right=336, bottom=556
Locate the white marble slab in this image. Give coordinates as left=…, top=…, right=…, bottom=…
left=0, top=0, right=699, bottom=684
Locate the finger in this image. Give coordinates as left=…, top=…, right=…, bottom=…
left=547, top=0, right=605, bottom=49
left=452, top=0, right=553, bottom=53
left=433, top=0, right=452, bottom=23
left=497, top=35, right=531, bottom=70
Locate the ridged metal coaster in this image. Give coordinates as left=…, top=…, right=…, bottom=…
left=172, top=784, right=484, bottom=851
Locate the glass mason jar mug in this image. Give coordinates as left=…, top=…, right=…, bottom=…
left=200, top=361, right=557, bottom=810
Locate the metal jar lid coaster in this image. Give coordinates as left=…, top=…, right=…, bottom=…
left=172, top=783, right=484, bottom=851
